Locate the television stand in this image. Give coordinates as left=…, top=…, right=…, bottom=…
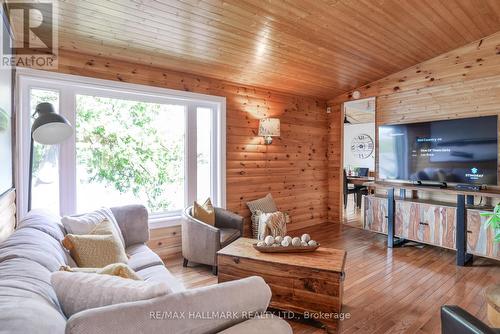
left=364, top=181, right=500, bottom=267
left=412, top=180, right=448, bottom=189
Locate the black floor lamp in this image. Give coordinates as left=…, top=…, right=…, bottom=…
left=28, top=102, right=73, bottom=211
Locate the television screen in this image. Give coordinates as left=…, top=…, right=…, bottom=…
left=379, top=116, right=498, bottom=185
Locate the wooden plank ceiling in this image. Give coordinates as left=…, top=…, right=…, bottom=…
left=30, top=0, right=500, bottom=98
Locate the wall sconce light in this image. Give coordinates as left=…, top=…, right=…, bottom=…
left=258, top=118, right=280, bottom=145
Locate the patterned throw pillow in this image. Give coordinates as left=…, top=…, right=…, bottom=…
left=51, top=271, right=170, bottom=317
left=193, top=198, right=216, bottom=226
left=62, top=219, right=128, bottom=268
left=60, top=263, right=142, bottom=280
left=246, top=194, right=278, bottom=238
left=257, top=211, right=287, bottom=240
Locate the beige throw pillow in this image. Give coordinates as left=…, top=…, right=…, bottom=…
left=51, top=271, right=170, bottom=317
left=60, top=263, right=142, bottom=280
left=62, top=219, right=128, bottom=268
left=193, top=198, right=215, bottom=226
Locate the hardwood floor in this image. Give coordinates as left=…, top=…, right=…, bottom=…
left=165, top=222, right=500, bottom=333
left=342, top=194, right=363, bottom=229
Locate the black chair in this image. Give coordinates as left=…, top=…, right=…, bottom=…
left=441, top=305, right=500, bottom=334
left=343, top=169, right=357, bottom=209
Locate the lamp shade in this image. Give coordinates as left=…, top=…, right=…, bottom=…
left=258, top=118, right=280, bottom=137
left=32, top=102, right=73, bottom=145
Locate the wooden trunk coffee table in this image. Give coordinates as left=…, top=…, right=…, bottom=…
left=217, top=238, right=347, bottom=333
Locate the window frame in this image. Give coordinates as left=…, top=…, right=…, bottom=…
left=16, top=68, right=226, bottom=227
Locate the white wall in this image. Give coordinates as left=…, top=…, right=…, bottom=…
left=343, top=123, right=375, bottom=171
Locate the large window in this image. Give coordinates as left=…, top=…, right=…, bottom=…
left=18, top=69, right=226, bottom=224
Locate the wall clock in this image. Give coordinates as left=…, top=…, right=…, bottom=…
left=351, top=134, right=374, bottom=159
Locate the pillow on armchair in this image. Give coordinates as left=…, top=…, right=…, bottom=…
left=192, top=198, right=215, bottom=226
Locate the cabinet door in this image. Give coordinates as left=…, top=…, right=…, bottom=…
left=395, top=201, right=419, bottom=239
left=467, top=210, right=500, bottom=259
left=364, top=196, right=388, bottom=234
left=411, top=203, right=438, bottom=244
left=436, top=206, right=456, bottom=249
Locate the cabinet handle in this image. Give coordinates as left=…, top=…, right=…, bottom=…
left=419, top=222, right=429, bottom=226
left=232, top=257, right=240, bottom=264
left=466, top=230, right=472, bottom=234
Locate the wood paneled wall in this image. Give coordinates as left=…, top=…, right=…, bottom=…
left=43, top=50, right=330, bottom=236
left=146, top=223, right=182, bottom=259
left=327, top=105, right=343, bottom=222
left=0, top=189, right=16, bottom=243
left=328, top=30, right=500, bottom=215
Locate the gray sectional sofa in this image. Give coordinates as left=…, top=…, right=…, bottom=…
left=0, top=205, right=292, bottom=334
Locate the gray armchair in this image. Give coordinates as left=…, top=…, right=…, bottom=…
left=182, top=206, right=244, bottom=275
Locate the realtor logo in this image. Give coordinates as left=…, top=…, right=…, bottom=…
left=1, top=0, right=58, bottom=69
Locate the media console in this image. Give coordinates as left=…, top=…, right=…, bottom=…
left=364, top=182, right=500, bottom=266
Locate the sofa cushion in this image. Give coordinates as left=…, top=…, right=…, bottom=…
left=218, top=315, right=292, bottom=334
left=126, top=243, right=164, bottom=272
left=0, top=210, right=73, bottom=271
left=51, top=271, right=170, bottom=317
left=220, top=228, right=240, bottom=247
left=60, top=263, right=142, bottom=280
left=0, top=213, right=69, bottom=334
left=0, top=288, right=66, bottom=334
left=135, top=265, right=185, bottom=293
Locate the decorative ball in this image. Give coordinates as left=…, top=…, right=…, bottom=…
left=301, top=241, right=308, bottom=246
left=274, top=236, right=283, bottom=244
left=264, top=235, right=274, bottom=246
left=272, top=243, right=280, bottom=247
left=281, top=239, right=290, bottom=247
left=291, top=237, right=301, bottom=247
left=283, top=236, right=292, bottom=244
left=308, top=240, right=318, bottom=247
left=257, top=241, right=265, bottom=247
left=301, top=234, right=311, bottom=243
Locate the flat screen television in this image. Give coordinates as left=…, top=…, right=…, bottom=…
left=378, top=116, right=498, bottom=186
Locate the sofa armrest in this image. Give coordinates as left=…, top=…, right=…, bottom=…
left=182, top=213, right=221, bottom=266
left=66, top=276, right=272, bottom=334
left=215, top=208, right=244, bottom=236
left=110, top=205, right=149, bottom=247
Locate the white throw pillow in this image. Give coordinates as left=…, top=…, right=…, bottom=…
left=61, top=208, right=125, bottom=248
left=51, top=271, right=170, bottom=317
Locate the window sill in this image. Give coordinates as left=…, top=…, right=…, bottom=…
left=148, top=215, right=184, bottom=229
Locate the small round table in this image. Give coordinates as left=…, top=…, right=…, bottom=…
left=486, top=284, right=500, bottom=327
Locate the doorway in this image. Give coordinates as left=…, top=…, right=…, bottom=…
left=342, top=97, right=375, bottom=228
